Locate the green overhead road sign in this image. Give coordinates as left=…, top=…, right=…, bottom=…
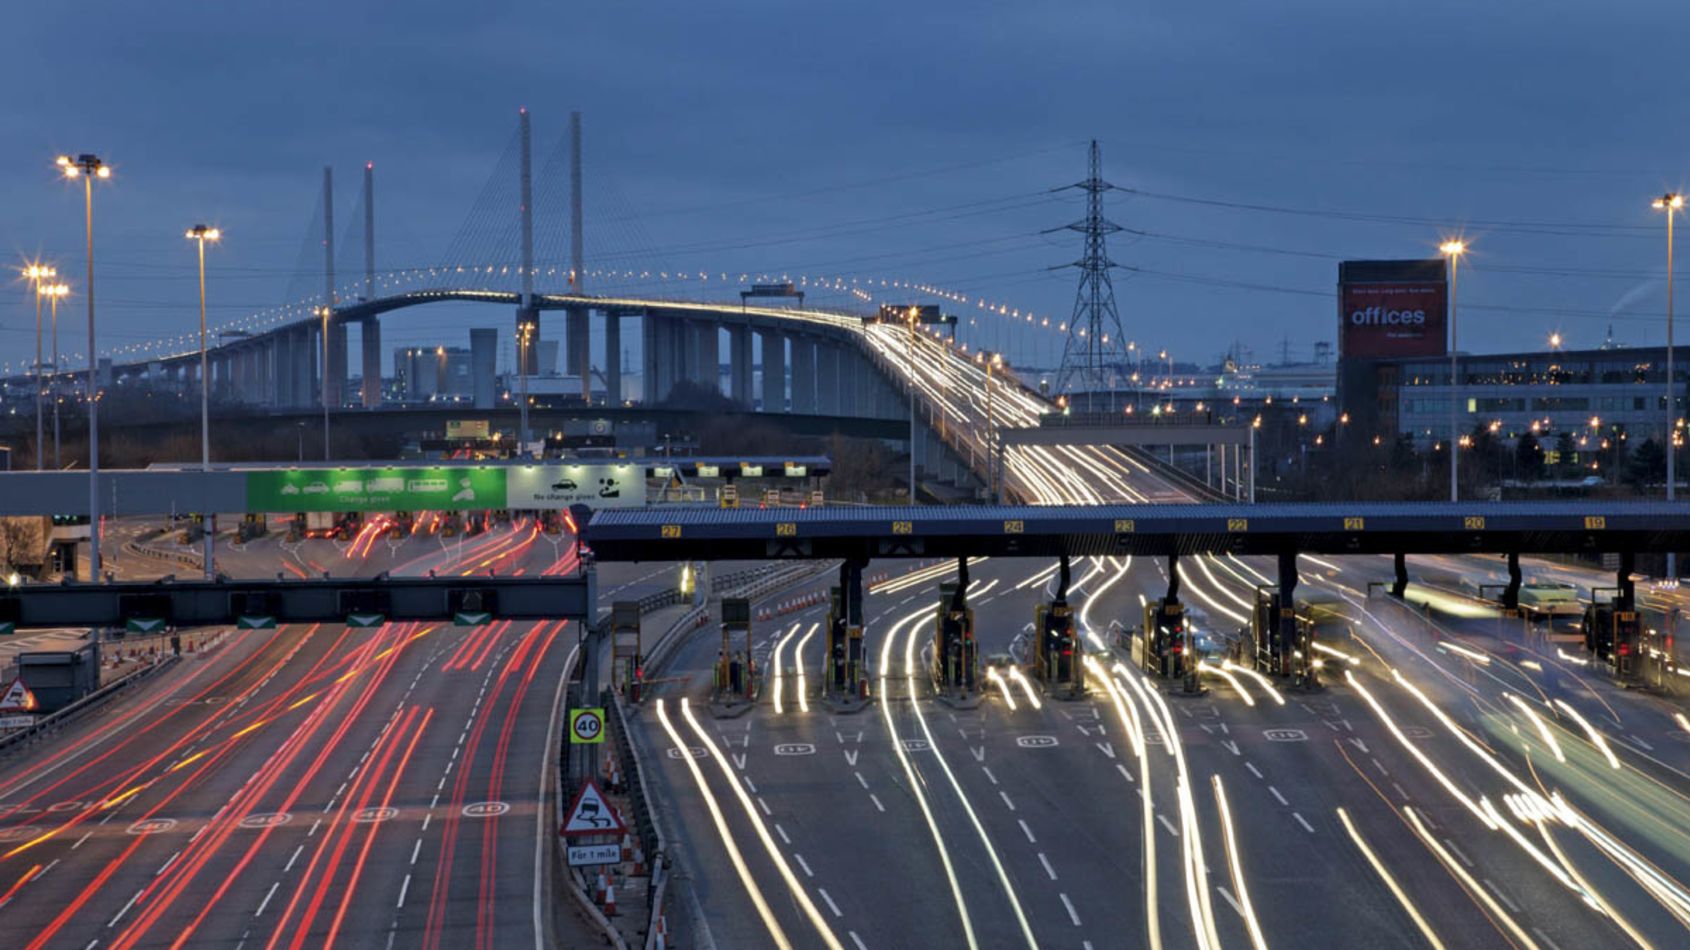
left=346, top=612, right=387, bottom=628
left=237, top=615, right=277, bottom=630
left=245, top=467, right=508, bottom=513
left=126, top=617, right=167, bottom=634
left=454, top=611, right=493, bottom=627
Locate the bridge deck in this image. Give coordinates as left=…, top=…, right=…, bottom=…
left=582, top=500, right=1687, bottom=559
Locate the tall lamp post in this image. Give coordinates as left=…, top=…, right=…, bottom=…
left=186, top=225, right=221, bottom=581
left=56, top=154, right=110, bottom=581
left=1654, top=193, right=1683, bottom=581
left=907, top=306, right=918, bottom=504
left=43, top=282, right=69, bottom=468
left=23, top=264, right=56, bottom=471
left=185, top=226, right=220, bottom=469
left=1441, top=239, right=1467, bottom=503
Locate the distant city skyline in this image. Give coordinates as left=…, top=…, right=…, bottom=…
left=4, top=1, right=1688, bottom=378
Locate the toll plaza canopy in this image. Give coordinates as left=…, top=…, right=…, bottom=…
left=581, top=501, right=1690, bottom=561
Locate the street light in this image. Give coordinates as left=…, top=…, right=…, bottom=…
left=186, top=225, right=220, bottom=581
left=56, top=153, right=109, bottom=581
left=185, top=226, right=220, bottom=473
left=1549, top=331, right=1563, bottom=351
left=1441, top=239, right=1467, bottom=502
left=22, top=263, right=57, bottom=471
left=42, top=281, right=70, bottom=468
left=1654, top=192, right=1683, bottom=579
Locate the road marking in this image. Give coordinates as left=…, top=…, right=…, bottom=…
left=849, top=932, right=867, bottom=950
left=1018, top=819, right=1036, bottom=843
left=819, top=887, right=843, bottom=918
left=744, top=777, right=758, bottom=794
left=999, top=791, right=1016, bottom=811
left=1037, top=852, right=1057, bottom=880
left=1095, top=741, right=1116, bottom=759
left=1219, top=739, right=1240, bottom=756
left=1483, top=878, right=1520, bottom=913
left=1443, top=838, right=1475, bottom=868
left=1629, top=734, right=1654, bottom=751
left=981, top=767, right=999, bottom=785
left=254, top=881, right=279, bottom=918
left=1216, top=884, right=1245, bottom=918
left=756, top=797, right=772, bottom=816
left=397, top=873, right=412, bottom=908
left=156, top=850, right=181, bottom=876
left=1115, top=763, right=1135, bottom=783
left=284, top=845, right=304, bottom=872
left=1244, top=762, right=1263, bottom=779
left=1268, top=786, right=1288, bottom=807
left=1157, top=814, right=1179, bottom=837
left=1293, top=812, right=1315, bottom=834
left=775, top=823, right=791, bottom=845
left=844, top=750, right=859, bottom=767
left=1059, top=892, right=1081, bottom=926
left=1531, top=927, right=1564, bottom=950
left=869, top=793, right=885, bottom=812
left=109, top=888, right=144, bottom=928
left=855, top=772, right=869, bottom=789
left=1371, top=758, right=1389, bottom=776
left=795, top=854, right=814, bottom=878
left=1392, top=782, right=1411, bottom=801
left=970, top=746, right=985, bottom=762
left=410, top=839, right=422, bottom=865
left=72, top=832, right=92, bottom=850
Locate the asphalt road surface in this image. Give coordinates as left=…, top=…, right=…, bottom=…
left=0, top=521, right=676, bottom=949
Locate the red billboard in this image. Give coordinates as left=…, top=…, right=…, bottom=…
left=1338, top=280, right=1447, bottom=359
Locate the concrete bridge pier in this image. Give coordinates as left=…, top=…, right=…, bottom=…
left=790, top=337, right=816, bottom=413
left=689, top=320, right=719, bottom=393
left=604, top=312, right=622, bottom=404
left=727, top=325, right=753, bottom=407
left=759, top=330, right=786, bottom=412
left=360, top=318, right=382, bottom=408
left=297, top=325, right=318, bottom=411
left=325, top=319, right=348, bottom=409
left=471, top=327, right=496, bottom=409
left=816, top=343, right=841, bottom=414
left=566, top=306, right=590, bottom=398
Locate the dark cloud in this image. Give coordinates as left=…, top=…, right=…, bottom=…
left=3, top=0, right=1685, bottom=375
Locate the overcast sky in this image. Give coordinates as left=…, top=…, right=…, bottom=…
left=4, top=1, right=1687, bottom=377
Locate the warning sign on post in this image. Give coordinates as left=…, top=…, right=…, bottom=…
left=569, top=707, right=605, bottom=744
left=0, top=678, right=38, bottom=713
left=559, top=780, right=627, bottom=836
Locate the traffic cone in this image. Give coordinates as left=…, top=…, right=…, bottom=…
left=654, top=914, right=668, bottom=950
left=633, top=845, right=647, bottom=876
left=620, top=833, right=633, bottom=862
left=603, top=882, right=618, bottom=917
left=595, top=869, right=609, bottom=903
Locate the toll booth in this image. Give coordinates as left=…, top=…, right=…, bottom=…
left=1583, top=587, right=1640, bottom=680
left=1143, top=599, right=1186, bottom=679
left=825, top=587, right=847, bottom=693
left=237, top=513, right=268, bottom=542
left=823, top=560, right=870, bottom=705
left=1032, top=555, right=1084, bottom=697
left=717, top=597, right=756, bottom=704
left=611, top=601, right=643, bottom=701
left=932, top=574, right=977, bottom=697
left=1253, top=586, right=1291, bottom=676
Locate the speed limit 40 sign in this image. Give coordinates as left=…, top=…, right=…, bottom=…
left=569, top=707, right=606, bottom=744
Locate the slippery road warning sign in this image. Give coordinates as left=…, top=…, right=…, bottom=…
left=0, top=678, right=38, bottom=713
left=560, top=779, right=627, bottom=836
left=568, top=707, right=605, bottom=744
